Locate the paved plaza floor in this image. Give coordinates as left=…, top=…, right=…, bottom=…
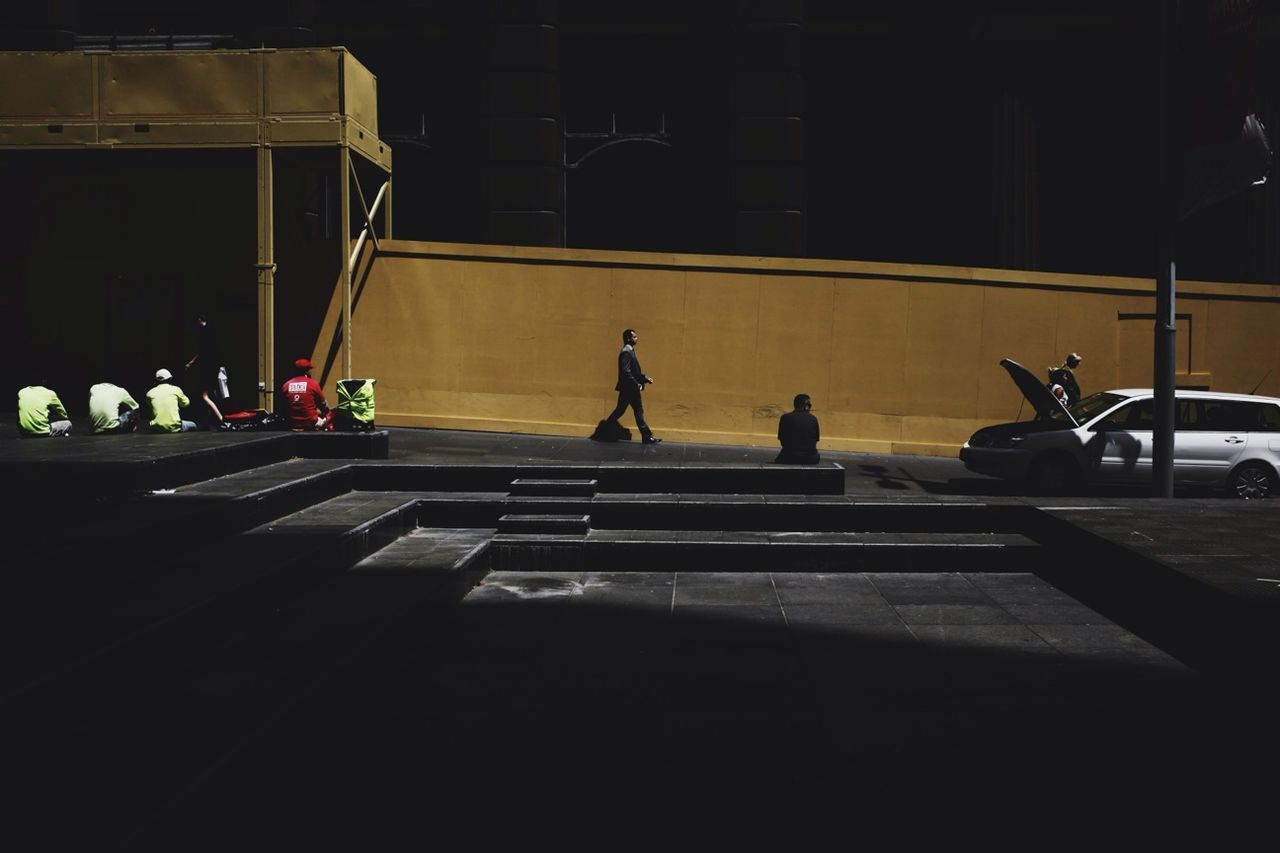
left=1, top=420, right=1277, bottom=843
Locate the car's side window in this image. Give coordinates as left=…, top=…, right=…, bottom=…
left=1096, top=399, right=1278, bottom=432
left=1199, top=400, right=1261, bottom=432
left=1093, top=400, right=1153, bottom=431
left=1091, top=405, right=1128, bottom=431
left=1261, top=404, right=1280, bottom=431
left=1176, top=399, right=1202, bottom=429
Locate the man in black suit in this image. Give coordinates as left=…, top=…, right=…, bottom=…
left=604, top=328, right=661, bottom=444
left=775, top=393, right=820, bottom=464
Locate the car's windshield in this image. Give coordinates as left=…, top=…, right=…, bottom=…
left=1046, top=391, right=1128, bottom=424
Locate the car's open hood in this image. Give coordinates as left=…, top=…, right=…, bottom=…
left=999, top=357, right=1079, bottom=427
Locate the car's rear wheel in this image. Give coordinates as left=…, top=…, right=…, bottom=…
left=1226, top=462, right=1277, bottom=499
left=1027, top=453, right=1078, bottom=495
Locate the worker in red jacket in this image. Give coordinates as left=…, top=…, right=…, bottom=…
left=281, top=358, right=333, bottom=430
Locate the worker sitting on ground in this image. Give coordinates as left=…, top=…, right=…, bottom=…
left=281, top=358, right=333, bottom=431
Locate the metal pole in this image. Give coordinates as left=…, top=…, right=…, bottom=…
left=385, top=173, right=393, bottom=240
left=561, top=121, right=568, bottom=248
left=348, top=181, right=389, bottom=274
left=1153, top=0, right=1179, bottom=497
left=340, top=143, right=352, bottom=380
left=1154, top=261, right=1176, bottom=497
left=350, top=228, right=370, bottom=275
left=368, top=180, right=388, bottom=225
left=256, top=143, right=275, bottom=411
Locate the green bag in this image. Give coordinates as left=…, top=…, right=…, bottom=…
left=336, top=378, right=376, bottom=430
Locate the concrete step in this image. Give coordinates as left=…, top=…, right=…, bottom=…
left=0, top=429, right=387, bottom=504
left=497, top=513, right=591, bottom=534
left=508, top=478, right=599, bottom=497
left=411, top=491, right=1038, bottom=534
left=489, top=529, right=1041, bottom=573
left=352, top=462, right=845, bottom=495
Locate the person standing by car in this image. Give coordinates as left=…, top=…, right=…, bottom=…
left=1048, top=352, right=1083, bottom=405
left=964, top=358, right=1280, bottom=498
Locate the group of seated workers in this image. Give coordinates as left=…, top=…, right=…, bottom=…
left=16, top=357, right=342, bottom=437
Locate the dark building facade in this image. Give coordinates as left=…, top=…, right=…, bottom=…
left=3, top=0, right=1278, bottom=283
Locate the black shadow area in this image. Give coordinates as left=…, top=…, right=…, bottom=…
left=125, top=595, right=1273, bottom=847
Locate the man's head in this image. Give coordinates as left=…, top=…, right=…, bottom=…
left=793, top=393, right=812, bottom=411
left=1065, top=353, right=1082, bottom=368
left=622, top=328, right=637, bottom=346
left=294, top=358, right=314, bottom=375
left=155, top=368, right=173, bottom=383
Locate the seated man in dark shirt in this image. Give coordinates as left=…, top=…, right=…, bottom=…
left=776, top=393, right=820, bottom=464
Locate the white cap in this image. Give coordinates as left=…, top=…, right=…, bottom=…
left=155, top=368, right=172, bottom=381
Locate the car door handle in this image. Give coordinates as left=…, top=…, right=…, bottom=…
left=1224, top=437, right=1244, bottom=444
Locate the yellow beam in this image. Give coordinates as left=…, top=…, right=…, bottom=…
left=257, top=144, right=275, bottom=410
left=340, top=144, right=352, bottom=379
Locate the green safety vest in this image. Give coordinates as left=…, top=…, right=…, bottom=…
left=147, top=382, right=190, bottom=432
left=89, top=383, right=140, bottom=433
left=17, top=385, right=68, bottom=435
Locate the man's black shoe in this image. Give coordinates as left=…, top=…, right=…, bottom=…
left=643, top=436, right=662, bottom=444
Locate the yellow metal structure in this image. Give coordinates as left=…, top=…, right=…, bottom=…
left=0, top=48, right=391, bottom=407
left=313, top=241, right=1280, bottom=457
left=0, top=48, right=389, bottom=167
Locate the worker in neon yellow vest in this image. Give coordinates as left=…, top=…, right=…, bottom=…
left=18, top=383, right=71, bottom=437
left=146, top=369, right=197, bottom=433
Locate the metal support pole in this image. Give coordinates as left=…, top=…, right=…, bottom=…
left=385, top=173, right=393, bottom=240
left=1154, top=259, right=1176, bottom=496
left=348, top=181, right=388, bottom=274
left=340, top=144, right=352, bottom=379
left=256, top=144, right=275, bottom=411
left=1153, top=0, right=1179, bottom=497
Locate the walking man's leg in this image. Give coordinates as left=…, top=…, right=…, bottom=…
left=605, top=391, right=629, bottom=424
left=631, top=395, right=654, bottom=442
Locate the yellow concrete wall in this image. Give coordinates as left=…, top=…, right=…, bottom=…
left=309, top=241, right=1280, bottom=457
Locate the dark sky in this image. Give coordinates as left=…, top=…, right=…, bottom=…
left=3, top=0, right=1277, bottom=283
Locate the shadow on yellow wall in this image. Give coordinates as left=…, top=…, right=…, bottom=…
left=311, top=241, right=1280, bottom=457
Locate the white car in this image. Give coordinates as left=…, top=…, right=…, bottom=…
left=960, top=359, right=1280, bottom=497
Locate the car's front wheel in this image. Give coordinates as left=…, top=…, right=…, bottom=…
left=1027, top=453, right=1079, bottom=495
left=1226, top=461, right=1277, bottom=499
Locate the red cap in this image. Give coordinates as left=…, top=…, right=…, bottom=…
left=294, top=358, right=313, bottom=370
